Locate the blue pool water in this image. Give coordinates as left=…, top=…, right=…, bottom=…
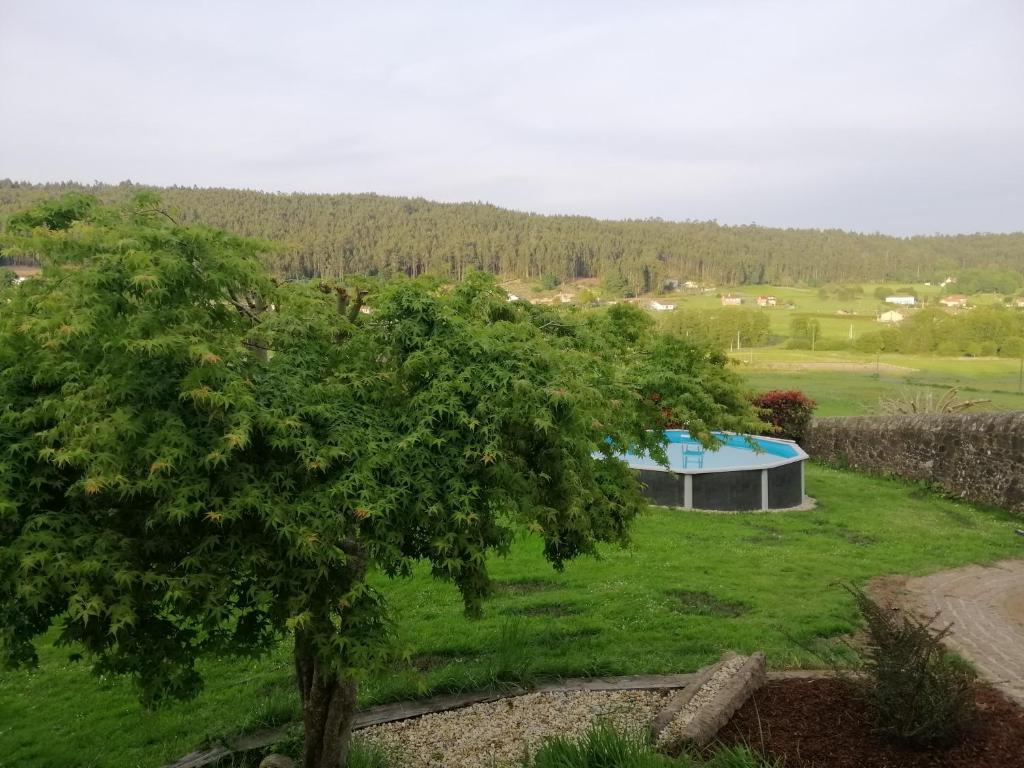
left=620, top=430, right=799, bottom=472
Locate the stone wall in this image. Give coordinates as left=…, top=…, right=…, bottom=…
left=804, top=411, right=1024, bottom=516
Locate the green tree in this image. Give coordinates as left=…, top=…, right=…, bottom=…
left=534, top=273, right=561, bottom=291
left=788, top=315, right=822, bottom=348
left=0, top=195, right=757, bottom=767
left=1000, top=336, right=1024, bottom=358
left=600, top=270, right=633, bottom=298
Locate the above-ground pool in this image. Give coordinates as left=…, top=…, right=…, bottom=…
left=619, top=430, right=808, bottom=511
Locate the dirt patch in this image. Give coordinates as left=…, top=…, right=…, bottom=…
left=716, top=677, right=1024, bottom=768
left=534, top=626, right=602, bottom=645
left=747, top=361, right=918, bottom=373
left=8, top=265, right=41, bottom=277
left=865, top=574, right=914, bottom=612
left=741, top=522, right=787, bottom=545
left=665, top=589, right=747, bottom=618
left=492, top=578, right=561, bottom=596
left=809, top=519, right=878, bottom=546
left=504, top=603, right=580, bottom=618
left=1002, top=588, right=1024, bottom=630
left=407, top=650, right=473, bottom=672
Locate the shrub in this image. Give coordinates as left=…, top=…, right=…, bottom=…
left=535, top=274, right=562, bottom=291
left=751, top=390, right=817, bottom=442
left=877, top=386, right=989, bottom=414
left=845, top=585, right=976, bottom=747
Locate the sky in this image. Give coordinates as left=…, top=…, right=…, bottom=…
left=1, top=0, right=1022, bottom=235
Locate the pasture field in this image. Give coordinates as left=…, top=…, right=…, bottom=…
left=673, top=283, right=1007, bottom=339
left=732, top=348, right=1024, bottom=416
left=2, top=466, right=1021, bottom=767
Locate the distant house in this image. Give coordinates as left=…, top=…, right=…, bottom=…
left=683, top=280, right=700, bottom=289
left=878, top=310, right=905, bottom=324
left=649, top=300, right=675, bottom=312
left=721, top=294, right=743, bottom=306
left=756, top=295, right=777, bottom=307
left=939, top=295, right=967, bottom=309
left=940, top=276, right=957, bottom=287
left=885, top=295, right=916, bottom=306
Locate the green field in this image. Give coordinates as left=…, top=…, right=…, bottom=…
left=731, top=348, right=1024, bottom=416
left=670, top=283, right=1008, bottom=339
left=2, top=466, right=1021, bottom=768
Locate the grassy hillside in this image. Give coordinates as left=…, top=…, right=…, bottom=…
left=2, top=180, right=1023, bottom=288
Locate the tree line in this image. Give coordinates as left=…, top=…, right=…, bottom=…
left=852, top=306, right=1024, bottom=358
left=2, top=180, right=1023, bottom=288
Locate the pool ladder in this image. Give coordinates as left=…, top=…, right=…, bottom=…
left=681, top=443, right=705, bottom=469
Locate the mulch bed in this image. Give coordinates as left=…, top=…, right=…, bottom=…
left=714, top=678, right=1024, bottom=767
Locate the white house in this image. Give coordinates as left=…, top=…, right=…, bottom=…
left=756, top=295, right=777, bottom=307
left=939, top=295, right=967, bottom=309
left=878, top=310, right=905, bottom=324
left=649, top=300, right=676, bottom=311
left=721, top=294, right=743, bottom=306
left=885, top=295, right=916, bottom=306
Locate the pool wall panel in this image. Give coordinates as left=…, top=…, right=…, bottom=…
left=767, top=462, right=804, bottom=508
left=637, top=469, right=686, bottom=508
left=692, top=469, right=763, bottom=511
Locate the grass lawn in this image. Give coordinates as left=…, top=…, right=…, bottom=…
left=2, top=465, right=1022, bottom=768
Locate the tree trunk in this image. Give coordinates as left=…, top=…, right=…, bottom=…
left=295, top=632, right=359, bottom=768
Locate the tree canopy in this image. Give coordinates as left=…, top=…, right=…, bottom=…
left=2, top=180, right=1023, bottom=289
left=0, top=194, right=760, bottom=766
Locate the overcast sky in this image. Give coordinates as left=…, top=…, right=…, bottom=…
left=1, top=1, right=1022, bottom=235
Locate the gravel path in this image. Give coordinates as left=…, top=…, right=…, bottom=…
left=358, top=689, right=669, bottom=767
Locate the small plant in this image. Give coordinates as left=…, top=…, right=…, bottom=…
left=702, top=746, right=783, bottom=768
left=845, top=585, right=976, bottom=747
left=750, top=390, right=816, bottom=442
left=877, top=386, right=990, bottom=414
left=345, top=740, right=397, bottom=768
left=525, top=725, right=677, bottom=767
left=484, top=620, right=538, bottom=687
left=523, top=725, right=782, bottom=768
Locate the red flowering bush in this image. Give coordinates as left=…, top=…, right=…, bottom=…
left=751, top=390, right=817, bottom=443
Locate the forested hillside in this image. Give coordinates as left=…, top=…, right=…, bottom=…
left=2, top=180, right=1022, bottom=288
